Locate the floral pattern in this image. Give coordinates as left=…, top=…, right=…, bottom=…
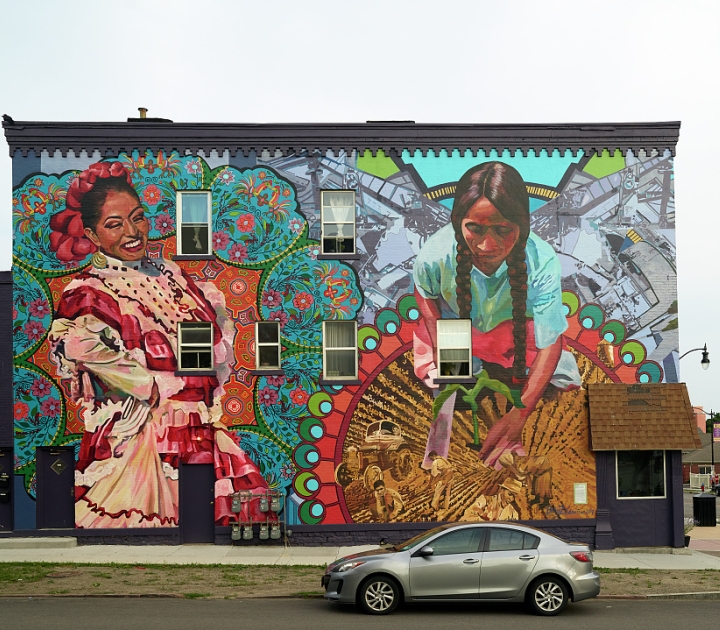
left=13, top=266, right=52, bottom=357
left=261, top=246, right=362, bottom=347
left=256, top=353, right=322, bottom=448
left=14, top=367, right=64, bottom=473
left=212, top=167, right=306, bottom=264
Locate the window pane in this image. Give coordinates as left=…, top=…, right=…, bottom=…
left=180, top=351, right=212, bottom=370
left=431, top=528, right=482, bottom=556
left=325, top=322, right=355, bottom=348
left=617, top=450, right=665, bottom=497
left=181, top=193, right=209, bottom=223
left=181, top=323, right=212, bottom=344
left=324, top=223, right=355, bottom=238
left=323, top=206, right=354, bottom=223
left=258, top=322, right=279, bottom=344
left=439, top=349, right=470, bottom=362
left=258, top=345, right=280, bottom=368
left=325, top=349, right=355, bottom=377
left=322, top=191, right=354, bottom=207
left=438, top=320, right=471, bottom=347
left=322, top=237, right=354, bottom=254
left=487, top=528, right=525, bottom=552
left=181, top=225, right=209, bottom=255
left=439, top=360, right=470, bottom=376
left=523, top=534, right=540, bottom=550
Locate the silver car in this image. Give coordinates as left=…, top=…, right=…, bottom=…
left=322, top=522, right=600, bottom=616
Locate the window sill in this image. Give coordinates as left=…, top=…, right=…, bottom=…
left=252, top=369, right=284, bottom=376
left=317, top=253, right=361, bottom=260
left=175, top=370, right=217, bottom=377
left=172, top=254, right=217, bottom=261
left=319, top=378, right=362, bottom=386
left=433, top=377, right=476, bottom=385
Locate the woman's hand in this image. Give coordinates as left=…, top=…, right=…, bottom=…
left=479, top=406, right=529, bottom=468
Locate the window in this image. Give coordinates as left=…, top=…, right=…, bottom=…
left=437, top=319, right=472, bottom=377
left=486, top=528, right=539, bottom=552
left=256, top=321, right=281, bottom=370
left=321, top=190, right=355, bottom=255
left=323, top=321, right=357, bottom=380
left=178, top=322, right=213, bottom=370
left=700, top=465, right=712, bottom=475
left=616, top=450, right=666, bottom=498
left=177, top=191, right=211, bottom=256
left=427, top=527, right=483, bottom=556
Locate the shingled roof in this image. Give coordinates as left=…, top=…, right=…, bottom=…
left=588, top=383, right=701, bottom=451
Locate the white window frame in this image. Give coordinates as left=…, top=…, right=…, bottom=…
left=615, top=450, right=667, bottom=500
left=322, top=320, right=358, bottom=380
left=320, top=190, right=356, bottom=255
left=256, top=321, right=282, bottom=370
left=177, top=322, right=214, bottom=371
left=699, top=465, right=712, bottom=475
left=177, top=190, right=212, bottom=256
left=436, top=319, right=472, bottom=378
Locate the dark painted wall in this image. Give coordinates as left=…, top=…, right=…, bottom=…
left=600, top=450, right=683, bottom=548
left=0, top=271, right=12, bottom=448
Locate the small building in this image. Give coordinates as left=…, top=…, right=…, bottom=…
left=0, top=116, right=700, bottom=548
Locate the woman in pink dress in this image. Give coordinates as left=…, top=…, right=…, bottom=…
left=48, top=161, right=267, bottom=528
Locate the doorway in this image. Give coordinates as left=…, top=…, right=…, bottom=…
left=179, top=463, right=215, bottom=543
left=0, top=448, right=13, bottom=531
left=36, top=446, right=75, bottom=529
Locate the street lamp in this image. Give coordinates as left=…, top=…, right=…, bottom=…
left=680, top=343, right=710, bottom=370
left=694, top=407, right=717, bottom=488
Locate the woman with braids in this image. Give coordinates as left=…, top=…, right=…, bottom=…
left=413, top=162, right=580, bottom=470
left=47, top=161, right=268, bottom=528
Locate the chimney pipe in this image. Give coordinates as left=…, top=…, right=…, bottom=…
left=138, top=107, right=148, bottom=119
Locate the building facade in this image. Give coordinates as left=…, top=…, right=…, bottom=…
left=2, top=119, right=690, bottom=546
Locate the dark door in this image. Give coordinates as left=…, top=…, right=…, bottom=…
left=0, top=448, right=13, bottom=531
left=179, top=463, right=215, bottom=543
left=36, top=447, right=75, bottom=529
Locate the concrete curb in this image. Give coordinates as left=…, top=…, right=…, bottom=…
left=598, top=591, right=720, bottom=600
left=3, top=591, right=720, bottom=600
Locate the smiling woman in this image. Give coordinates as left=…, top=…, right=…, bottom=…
left=46, top=161, right=269, bottom=528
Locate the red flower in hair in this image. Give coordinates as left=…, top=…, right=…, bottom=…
left=49, top=209, right=96, bottom=262
left=49, top=162, right=134, bottom=262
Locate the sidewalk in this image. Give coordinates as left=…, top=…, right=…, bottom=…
left=3, top=527, right=720, bottom=570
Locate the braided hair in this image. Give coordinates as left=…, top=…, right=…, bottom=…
left=451, top=162, right=530, bottom=383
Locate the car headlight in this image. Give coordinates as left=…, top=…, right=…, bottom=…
left=335, top=560, right=366, bottom=573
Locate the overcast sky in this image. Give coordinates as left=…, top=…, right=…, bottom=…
left=1, top=0, right=718, bottom=414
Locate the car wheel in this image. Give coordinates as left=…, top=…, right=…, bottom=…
left=527, top=576, right=568, bottom=616
left=358, top=576, right=400, bottom=615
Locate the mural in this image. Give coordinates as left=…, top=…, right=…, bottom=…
left=12, top=144, right=677, bottom=527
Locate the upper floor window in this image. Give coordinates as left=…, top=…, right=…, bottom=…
left=256, top=321, right=281, bottom=370
left=437, top=319, right=472, bottom=377
left=321, top=191, right=355, bottom=255
left=177, top=191, right=211, bottom=256
left=178, top=322, right=213, bottom=370
left=323, top=320, right=357, bottom=380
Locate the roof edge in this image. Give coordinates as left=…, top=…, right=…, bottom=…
left=3, top=120, right=681, bottom=158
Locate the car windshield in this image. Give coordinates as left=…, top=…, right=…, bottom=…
left=393, top=524, right=456, bottom=552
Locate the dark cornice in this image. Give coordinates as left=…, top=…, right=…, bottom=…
left=2, top=120, right=681, bottom=158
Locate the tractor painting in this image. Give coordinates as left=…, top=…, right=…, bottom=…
left=334, top=420, right=416, bottom=488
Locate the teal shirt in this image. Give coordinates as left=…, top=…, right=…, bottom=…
left=413, top=225, right=567, bottom=349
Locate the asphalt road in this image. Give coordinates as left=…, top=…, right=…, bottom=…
left=3, top=597, right=720, bottom=630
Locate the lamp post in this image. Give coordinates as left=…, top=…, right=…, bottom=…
left=680, top=345, right=711, bottom=489
left=679, top=343, right=710, bottom=370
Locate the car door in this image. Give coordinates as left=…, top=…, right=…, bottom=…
left=409, top=526, right=485, bottom=599
left=478, top=527, right=540, bottom=599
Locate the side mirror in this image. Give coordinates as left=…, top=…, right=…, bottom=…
left=416, top=545, right=434, bottom=557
